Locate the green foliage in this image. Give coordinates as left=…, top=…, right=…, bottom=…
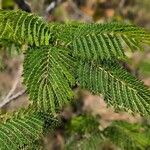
left=0, top=108, right=44, bottom=149
left=0, top=106, right=58, bottom=149
left=0, top=39, right=22, bottom=54
left=140, top=59, right=150, bottom=76
left=104, top=121, right=150, bottom=150
left=65, top=115, right=150, bottom=150
left=65, top=115, right=103, bottom=150
left=0, top=9, right=150, bottom=149
left=23, top=46, right=75, bottom=112
left=65, top=132, right=103, bottom=150
left=0, top=39, right=22, bottom=70
left=2, top=0, right=15, bottom=10
left=77, top=61, right=150, bottom=115
left=0, top=10, right=53, bottom=46
left=66, top=115, right=99, bottom=134
left=0, top=39, right=22, bottom=64
left=54, top=22, right=150, bottom=60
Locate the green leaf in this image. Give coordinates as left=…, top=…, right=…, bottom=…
left=66, top=115, right=99, bottom=134
left=0, top=10, right=53, bottom=46
left=104, top=121, right=150, bottom=150
left=77, top=61, right=150, bottom=115
left=0, top=108, right=44, bottom=149
left=0, top=39, right=22, bottom=55
left=65, top=132, right=103, bottom=150
left=55, top=22, right=150, bottom=60
left=65, top=115, right=104, bottom=150
left=23, top=46, right=75, bottom=112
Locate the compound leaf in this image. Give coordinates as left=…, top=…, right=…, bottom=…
left=77, top=61, right=150, bottom=115
left=23, top=46, right=75, bottom=112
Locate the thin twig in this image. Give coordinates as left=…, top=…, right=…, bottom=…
left=45, top=0, right=64, bottom=19
left=0, top=66, right=23, bottom=108
left=0, top=90, right=26, bottom=108
left=46, top=0, right=63, bottom=14
left=3, top=73, right=20, bottom=102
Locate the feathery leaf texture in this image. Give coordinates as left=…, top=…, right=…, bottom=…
left=104, top=121, right=150, bottom=150
left=66, top=115, right=150, bottom=150
left=77, top=61, right=150, bottom=115
left=55, top=22, right=150, bottom=60
left=0, top=10, right=53, bottom=46
left=1, top=10, right=150, bottom=149
left=23, top=46, right=75, bottom=112
left=65, top=115, right=103, bottom=150
left=0, top=10, right=150, bottom=118
left=65, top=132, right=103, bottom=150
left=0, top=108, right=44, bottom=150
left=67, top=115, right=99, bottom=134
left=0, top=39, right=22, bottom=55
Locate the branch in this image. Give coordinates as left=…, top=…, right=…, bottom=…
left=45, top=0, right=64, bottom=14
left=3, top=73, right=20, bottom=101
left=14, top=0, right=31, bottom=12
left=0, top=66, right=24, bottom=108
left=0, top=90, right=26, bottom=108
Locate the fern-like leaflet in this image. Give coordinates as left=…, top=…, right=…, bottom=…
left=0, top=108, right=44, bottom=149
left=54, top=22, right=150, bottom=60
left=23, top=46, right=75, bottom=112
left=77, top=61, right=150, bottom=115
left=65, top=116, right=150, bottom=150
left=104, top=121, right=150, bottom=150
left=0, top=10, right=53, bottom=46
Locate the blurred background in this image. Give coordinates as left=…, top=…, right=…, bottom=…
left=0, top=0, right=150, bottom=149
